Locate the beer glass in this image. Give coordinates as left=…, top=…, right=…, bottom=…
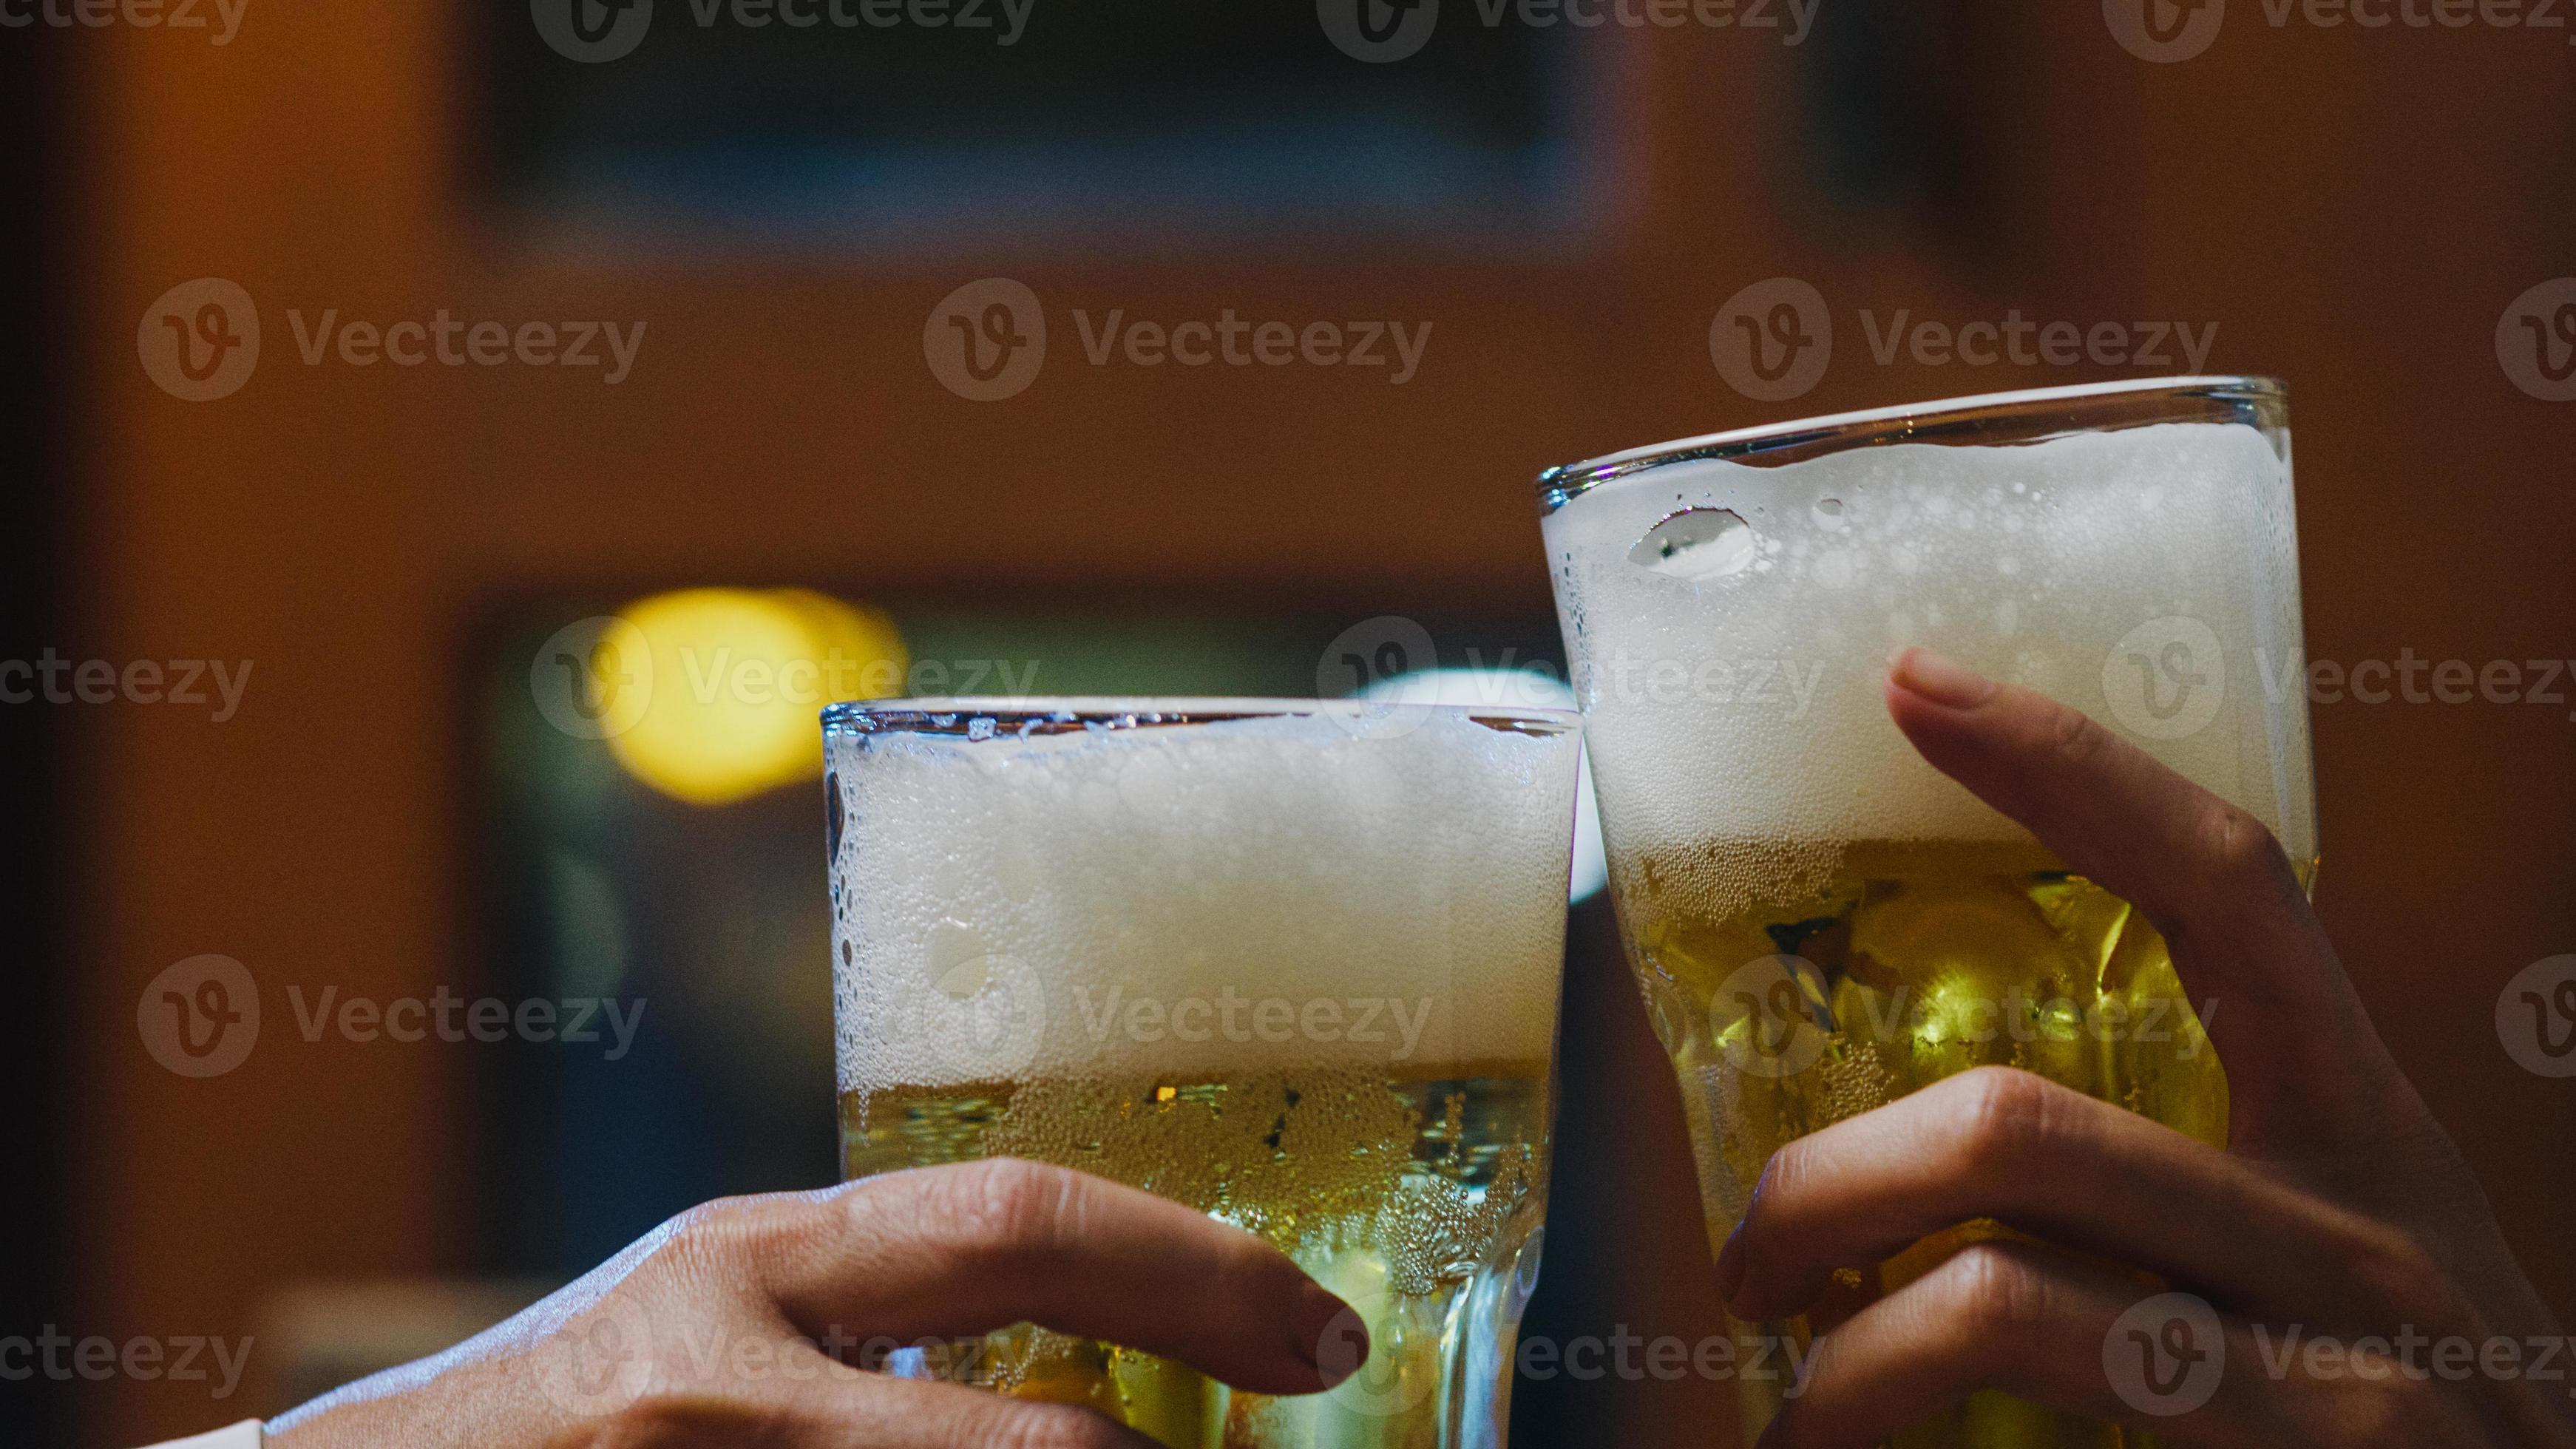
left=824, top=698, right=1584, bottom=1449
left=1535, top=378, right=2316, bottom=1447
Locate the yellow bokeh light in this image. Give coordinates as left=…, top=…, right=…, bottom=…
left=603, top=588, right=907, bottom=807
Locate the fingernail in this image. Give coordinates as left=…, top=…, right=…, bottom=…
left=1888, top=647, right=1996, bottom=708
left=1715, top=1223, right=1749, bottom=1308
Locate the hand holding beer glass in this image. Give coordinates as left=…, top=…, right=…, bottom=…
left=1538, top=379, right=2572, bottom=1445
left=827, top=699, right=1583, bottom=1448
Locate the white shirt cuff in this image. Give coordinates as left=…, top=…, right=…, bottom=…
left=140, top=1422, right=261, bottom=1449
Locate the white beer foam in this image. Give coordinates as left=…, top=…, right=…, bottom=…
left=1542, top=421, right=2315, bottom=916
left=830, top=707, right=1581, bottom=1093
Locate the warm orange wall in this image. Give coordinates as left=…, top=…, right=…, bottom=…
left=74, top=5, right=2572, bottom=1445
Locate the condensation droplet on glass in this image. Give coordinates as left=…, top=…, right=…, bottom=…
left=1630, top=507, right=1758, bottom=581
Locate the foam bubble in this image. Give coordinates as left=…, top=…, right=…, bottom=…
left=1543, top=421, right=2315, bottom=918
left=830, top=707, right=1581, bottom=1093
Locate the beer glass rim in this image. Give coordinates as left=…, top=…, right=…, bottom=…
left=822, top=696, right=1583, bottom=738
left=1534, top=375, right=2288, bottom=515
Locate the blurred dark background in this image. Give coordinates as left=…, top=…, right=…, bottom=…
left=7, top=3, right=2574, bottom=1444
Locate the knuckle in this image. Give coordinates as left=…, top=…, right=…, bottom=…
left=2046, top=702, right=2115, bottom=771
left=933, top=1157, right=1083, bottom=1260
left=1748, top=1138, right=1807, bottom=1229
left=2336, top=1218, right=2453, bottom=1321
left=664, top=1192, right=822, bottom=1272
left=2189, top=799, right=2289, bottom=891
left=1950, top=1067, right=2055, bottom=1175
left=1937, top=1243, right=2050, bottom=1352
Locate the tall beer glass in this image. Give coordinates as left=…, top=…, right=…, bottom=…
left=1536, top=379, right=2316, bottom=1447
left=824, top=698, right=1584, bottom=1449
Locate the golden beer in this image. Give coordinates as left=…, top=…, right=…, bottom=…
left=824, top=699, right=1584, bottom=1449
left=1538, top=380, right=2318, bottom=1447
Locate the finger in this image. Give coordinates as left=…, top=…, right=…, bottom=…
left=546, top=1354, right=1167, bottom=1449
left=1882, top=647, right=2398, bottom=1141
left=729, top=1159, right=1358, bottom=1397
left=1713, top=1067, right=2440, bottom=1338
left=1752, top=1239, right=2480, bottom=1449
